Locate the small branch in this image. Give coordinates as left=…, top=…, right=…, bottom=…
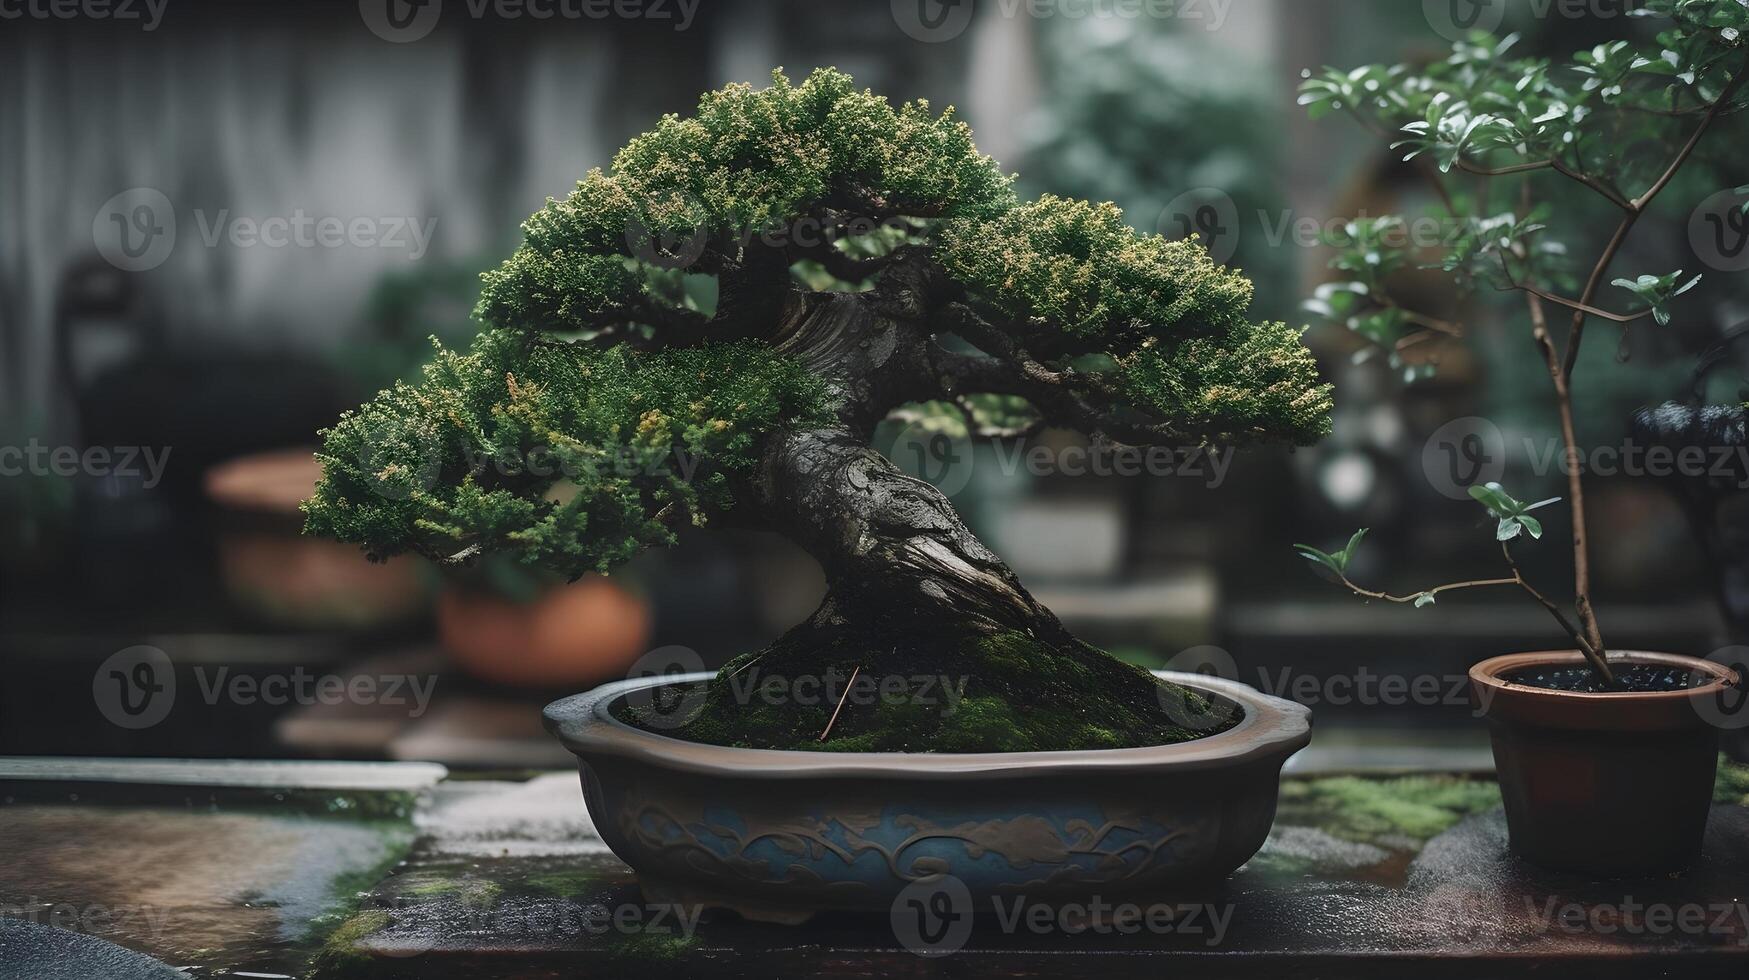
left=1500, top=543, right=1615, bottom=686
left=1330, top=572, right=1520, bottom=605
left=818, top=665, right=861, bottom=742
left=1455, top=159, right=1552, bottom=177
left=1324, top=542, right=1613, bottom=683
left=1549, top=158, right=1634, bottom=213
left=1453, top=156, right=1633, bottom=212
left=1633, top=64, right=1748, bottom=212
left=1495, top=255, right=1650, bottom=324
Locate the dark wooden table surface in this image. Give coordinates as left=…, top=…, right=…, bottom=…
left=4, top=757, right=1748, bottom=979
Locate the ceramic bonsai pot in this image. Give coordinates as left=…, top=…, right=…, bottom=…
left=1470, top=650, right=1741, bottom=876
left=544, top=670, right=1310, bottom=923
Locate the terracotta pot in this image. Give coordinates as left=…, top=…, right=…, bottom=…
left=205, top=448, right=429, bottom=628
left=544, top=670, right=1310, bottom=924
left=437, top=577, right=652, bottom=689
left=1469, top=651, right=1741, bottom=875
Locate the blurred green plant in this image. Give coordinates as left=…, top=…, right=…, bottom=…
left=1294, top=0, right=1749, bottom=684
left=1018, top=15, right=1288, bottom=313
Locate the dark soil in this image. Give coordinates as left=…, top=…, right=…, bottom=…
left=1504, top=663, right=1713, bottom=693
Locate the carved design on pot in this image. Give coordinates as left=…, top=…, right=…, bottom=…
left=612, top=786, right=1210, bottom=894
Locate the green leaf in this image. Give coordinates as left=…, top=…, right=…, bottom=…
left=1497, top=517, right=1524, bottom=542
left=1342, top=527, right=1370, bottom=566
left=1518, top=514, right=1544, bottom=539
left=1294, top=544, right=1342, bottom=574
left=1295, top=528, right=1368, bottom=577
left=1414, top=592, right=1437, bottom=608
left=1468, top=482, right=1516, bottom=517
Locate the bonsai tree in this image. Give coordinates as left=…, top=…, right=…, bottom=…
left=1294, top=0, right=1747, bottom=688
left=305, top=68, right=1332, bottom=751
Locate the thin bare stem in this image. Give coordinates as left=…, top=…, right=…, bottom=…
left=817, top=665, right=861, bottom=742
left=1330, top=573, right=1520, bottom=605
left=1494, top=259, right=1653, bottom=324
left=1325, top=543, right=1610, bottom=681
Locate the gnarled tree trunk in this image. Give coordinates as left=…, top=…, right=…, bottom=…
left=650, top=256, right=1233, bottom=751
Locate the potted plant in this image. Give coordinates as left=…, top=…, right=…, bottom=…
left=435, top=553, right=652, bottom=690
left=304, top=68, right=1331, bottom=919
left=1294, top=1, right=1746, bottom=874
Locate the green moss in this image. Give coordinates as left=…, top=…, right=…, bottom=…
left=306, top=909, right=389, bottom=974
left=1277, top=775, right=1503, bottom=846
left=1715, top=756, right=1749, bottom=806
left=598, top=931, right=699, bottom=963
left=521, top=869, right=603, bottom=897
left=619, top=626, right=1240, bottom=752
left=402, top=877, right=502, bottom=908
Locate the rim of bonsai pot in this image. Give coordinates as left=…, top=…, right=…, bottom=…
left=1470, top=650, right=1742, bottom=732
left=542, top=670, right=1311, bottom=779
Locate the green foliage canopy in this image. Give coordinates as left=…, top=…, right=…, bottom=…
left=308, top=68, right=1331, bottom=577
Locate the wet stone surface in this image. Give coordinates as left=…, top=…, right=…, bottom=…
left=4, top=764, right=1748, bottom=978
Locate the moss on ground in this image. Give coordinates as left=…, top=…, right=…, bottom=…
left=1276, top=775, right=1503, bottom=846
left=1716, top=756, right=1749, bottom=806
left=306, top=909, right=390, bottom=975
left=617, top=623, right=1239, bottom=752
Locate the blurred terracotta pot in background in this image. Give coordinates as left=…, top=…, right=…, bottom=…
left=205, top=448, right=430, bottom=629
left=437, top=576, right=652, bottom=689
